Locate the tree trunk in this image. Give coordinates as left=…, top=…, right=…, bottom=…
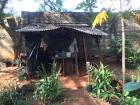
left=120, top=0, right=125, bottom=93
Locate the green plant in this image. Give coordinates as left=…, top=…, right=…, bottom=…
left=17, top=67, right=27, bottom=81
left=87, top=63, right=113, bottom=100
left=109, top=36, right=140, bottom=69
left=14, top=58, right=27, bottom=81
left=0, top=86, right=17, bottom=105
left=119, top=91, right=140, bottom=105
left=34, top=61, right=61, bottom=105
left=109, top=36, right=132, bottom=61
left=0, top=82, right=33, bottom=105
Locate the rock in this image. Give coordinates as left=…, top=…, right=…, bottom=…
left=0, top=62, right=6, bottom=68
left=0, top=26, right=14, bottom=61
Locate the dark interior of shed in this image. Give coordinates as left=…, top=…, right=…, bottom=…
left=24, top=29, right=87, bottom=76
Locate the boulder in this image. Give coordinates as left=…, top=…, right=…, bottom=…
left=0, top=26, right=14, bottom=61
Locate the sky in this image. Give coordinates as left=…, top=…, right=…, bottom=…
left=7, top=0, right=140, bottom=15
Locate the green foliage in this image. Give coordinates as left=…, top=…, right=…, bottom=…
left=0, top=86, right=17, bottom=105
left=0, top=82, right=33, bottom=105
left=34, top=61, right=61, bottom=104
left=119, top=92, right=139, bottom=105
left=109, top=36, right=132, bottom=61
left=16, top=62, right=27, bottom=81
left=126, top=48, right=140, bottom=69
left=124, top=82, right=140, bottom=92
left=87, top=62, right=140, bottom=104
left=87, top=63, right=113, bottom=100
left=124, top=82, right=140, bottom=98
left=35, top=0, right=65, bottom=12
left=17, top=68, right=27, bottom=81
left=76, top=0, right=97, bottom=12
left=14, top=59, right=27, bottom=81
left=109, top=36, right=140, bottom=69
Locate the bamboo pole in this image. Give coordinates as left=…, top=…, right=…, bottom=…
left=120, top=0, right=125, bottom=93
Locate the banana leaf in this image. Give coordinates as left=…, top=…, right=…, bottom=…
left=124, top=82, right=140, bottom=92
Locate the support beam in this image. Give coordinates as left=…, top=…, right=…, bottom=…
left=95, top=37, right=102, bottom=62
left=74, top=35, right=79, bottom=76
left=82, top=35, right=88, bottom=63
left=75, top=50, right=79, bottom=76
left=82, top=35, right=91, bottom=84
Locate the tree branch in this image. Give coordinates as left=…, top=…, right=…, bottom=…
left=0, top=0, right=9, bottom=13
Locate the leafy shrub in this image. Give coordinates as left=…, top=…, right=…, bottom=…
left=17, top=67, right=28, bottom=81
left=109, top=36, right=140, bottom=69
left=0, top=87, right=17, bottom=105
left=14, top=59, right=27, bottom=81
left=0, top=83, right=33, bottom=105
left=87, top=62, right=140, bottom=104
left=109, top=36, right=132, bottom=61
left=34, top=61, right=61, bottom=105
left=87, top=63, right=113, bottom=100
left=119, top=91, right=140, bottom=105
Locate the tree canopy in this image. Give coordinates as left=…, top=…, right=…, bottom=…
left=35, top=0, right=65, bottom=12
left=76, top=0, right=97, bottom=12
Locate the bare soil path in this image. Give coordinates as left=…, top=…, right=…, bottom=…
left=59, top=75, right=108, bottom=105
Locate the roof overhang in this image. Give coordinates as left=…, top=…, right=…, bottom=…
left=16, top=24, right=108, bottom=36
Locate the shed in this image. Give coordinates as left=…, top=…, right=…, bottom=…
left=16, top=12, right=108, bottom=76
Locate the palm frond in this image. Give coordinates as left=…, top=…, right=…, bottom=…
left=92, top=10, right=108, bottom=28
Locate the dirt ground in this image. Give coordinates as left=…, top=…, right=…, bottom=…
left=0, top=57, right=134, bottom=105
left=59, top=75, right=109, bottom=105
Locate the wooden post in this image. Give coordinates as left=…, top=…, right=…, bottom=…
left=95, top=37, right=102, bottom=62
left=62, top=58, right=65, bottom=76
left=75, top=50, right=79, bottom=76
left=82, top=35, right=88, bottom=62
left=82, top=35, right=90, bottom=83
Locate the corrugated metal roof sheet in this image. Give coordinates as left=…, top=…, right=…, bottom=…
left=16, top=24, right=108, bottom=36
left=65, top=27, right=108, bottom=36
left=16, top=24, right=59, bottom=32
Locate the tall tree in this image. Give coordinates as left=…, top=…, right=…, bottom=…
left=76, top=0, right=97, bottom=12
